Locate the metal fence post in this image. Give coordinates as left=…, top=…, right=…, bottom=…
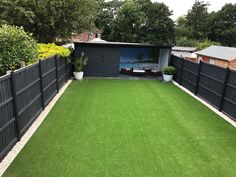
left=194, top=60, right=202, bottom=95
left=179, top=58, right=184, bottom=85
left=219, top=67, right=230, bottom=111
left=10, top=71, right=21, bottom=140
left=38, top=60, right=45, bottom=109
left=55, top=55, right=59, bottom=92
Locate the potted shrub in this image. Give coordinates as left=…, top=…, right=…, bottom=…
left=162, top=66, right=176, bottom=82
left=72, top=52, right=88, bottom=80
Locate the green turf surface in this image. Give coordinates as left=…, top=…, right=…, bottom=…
left=3, top=80, right=236, bottom=177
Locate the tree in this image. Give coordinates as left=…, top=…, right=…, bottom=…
left=175, top=16, right=192, bottom=38
left=186, top=1, right=210, bottom=40
left=95, top=0, right=123, bottom=40
left=208, top=3, right=236, bottom=47
left=109, top=0, right=146, bottom=42
left=0, top=0, right=100, bottom=43
left=103, top=0, right=175, bottom=45
left=139, top=1, right=175, bottom=45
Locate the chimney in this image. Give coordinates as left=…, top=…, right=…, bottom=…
left=96, top=33, right=101, bottom=39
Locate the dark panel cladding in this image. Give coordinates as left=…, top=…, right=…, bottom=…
left=74, top=44, right=120, bottom=77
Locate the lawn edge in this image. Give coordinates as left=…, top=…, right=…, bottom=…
left=173, top=81, right=236, bottom=128
left=0, top=80, right=72, bottom=177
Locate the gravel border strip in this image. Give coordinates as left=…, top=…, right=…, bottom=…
left=173, top=81, right=236, bottom=128
left=0, top=80, right=72, bottom=176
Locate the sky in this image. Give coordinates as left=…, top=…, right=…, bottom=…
left=153, top=0, right=236, bottom=20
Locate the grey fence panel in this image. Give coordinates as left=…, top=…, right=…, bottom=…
left=0, top=55, right=71, bottom=160
left=13, top=63, right=43, bottom=136
left=181, top=60, right=198, bottom=93
left=222, top=70, right=236, bottom=120
left=171, top=55, right=182, bottom=83
left=198, top=62, right=227, bottom=108
left=57, top=57, right=67, bottom=89
left=40, top=56, right=58, bottom=106
left=0, top=75, right=17, bottom=159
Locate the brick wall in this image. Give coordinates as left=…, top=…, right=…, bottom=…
left=229, top=59, right=236, bottom=70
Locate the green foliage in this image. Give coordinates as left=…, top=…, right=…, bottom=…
left=0, top=25, right=38, bottom=75
left=163, top=66, right=176, bottom=75
left=175, top=16, right=192, bottom=38
left=97, top=0, right=175, bottom=45
left=95, top=0, right=123, bottom=40
left=176, top=37, right=198, bottom=47
left=175, top=1, right=235, bottom=47
left=38, top=43, right=71, bottom=59
left=208, top=3, right=236, bottom=47
left=186, top=1, right=210, bottom=40
left=0, top=0, right=100, bottom=43
left=72, top=52, right=88, bottom=72
left=196, top=39, right=221, bottom=50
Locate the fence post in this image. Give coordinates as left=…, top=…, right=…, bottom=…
left=10, top=71, right=21, bottom=140
left=194, top=60, right=202, bottom=95
left=65, top=57, right=68, bottom=82
left=38, top=60, right=45, bottom=109
left=179, top=58, right=184, bottom=85
left=55, top=55, right=59, bottom=92
left=219, top=67, right=230, bottom=111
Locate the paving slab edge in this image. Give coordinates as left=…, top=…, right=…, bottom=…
left=173, top=81, right=236, bottom=128
left=0, top=80, right=72, bottom=177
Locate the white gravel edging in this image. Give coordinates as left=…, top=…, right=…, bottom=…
left=0, top=80, right=72, bottom=176
left=173, top=81, right=236, bottom=128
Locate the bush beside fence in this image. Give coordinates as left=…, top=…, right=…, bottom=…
left=171, top=55, right=236, bottom=121
left=0, top=55, right=72, bottom=160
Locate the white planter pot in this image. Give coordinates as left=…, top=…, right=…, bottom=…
left=163, top=74, right=173, bottom=82
left=73, top=71, right=84, bottom=80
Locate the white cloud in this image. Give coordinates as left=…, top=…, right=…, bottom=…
left=153, top=0, right=236, bottom=20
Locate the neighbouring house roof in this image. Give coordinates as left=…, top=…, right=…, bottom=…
left=196, top=45, right=236, bottom=61
left=172, top=46, right=198, bottom=52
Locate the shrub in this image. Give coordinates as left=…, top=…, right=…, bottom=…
left=72, top=52, right=88, bottom=72
left=163, top=66, right=176, bottom=75
left=38, top=43, right=71, bottom=59
left=196, top=39, right=221, bottom=50
left=0, top=25, right=38, bottom=75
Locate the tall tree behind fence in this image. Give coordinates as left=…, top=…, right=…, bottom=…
left=171, top=55, right=236, bottom=121
left=0, top=55, right=72, bottom=160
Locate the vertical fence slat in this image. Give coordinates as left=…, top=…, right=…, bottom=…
left=195, top=60, right=202, bottom=95
left=10, top=72, right=20, bottom=140
left=219, top=67, right=230, bottom=111
left=179, top=58, right=184, bottom=85
left=38, top=60, right=45, bottom=109
left=55, top=56, right=59, bottom=93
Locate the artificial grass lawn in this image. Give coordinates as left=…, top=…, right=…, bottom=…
left=3, top=80, right=236, bottom=177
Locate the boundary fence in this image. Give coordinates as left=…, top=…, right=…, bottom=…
left=0, top=55, right=72, bottom=160
left=171, top=55, right=236, bottom=121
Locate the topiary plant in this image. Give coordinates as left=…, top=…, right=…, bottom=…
left=72, top=52, right=88, bottom=72
left=163, top=66, right=176, bottom=75
left=0, top=25, right=38, bottom=75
